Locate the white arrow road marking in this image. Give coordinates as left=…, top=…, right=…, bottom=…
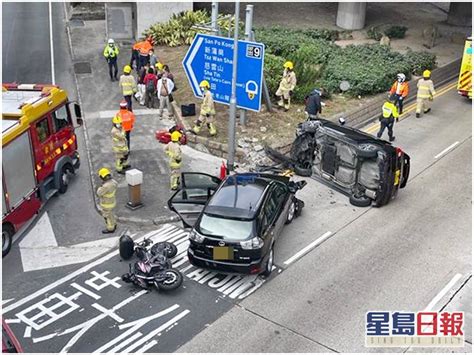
left=184, top=36, right=204, bottom=97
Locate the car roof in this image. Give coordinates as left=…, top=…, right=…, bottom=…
left=205, top=174, right=273, bottom=219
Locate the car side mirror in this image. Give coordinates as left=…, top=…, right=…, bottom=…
left=76, top=118, right=83, bottom=127
left=74, top=103, right=82, bottom=118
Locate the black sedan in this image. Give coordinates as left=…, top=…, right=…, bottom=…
left=168, top=173, right=306, bottom=276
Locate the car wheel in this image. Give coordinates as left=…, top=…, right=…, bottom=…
left=285, top=199, right=296, bottom=224
left=293, top=165, right=312, bottom=177
left=349, top=194, right=372, bottom=207
left=2, top=224, right=14, bottom=257
left=356, top=143, right=378, bottom=158
left=295, top=198, right=305, bottom=217
left=261, top=247, right=274, bottom=277
left=58, top=164, right=73, bottom=194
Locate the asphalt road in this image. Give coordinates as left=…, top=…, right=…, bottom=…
left=2, top=83, right=471, bottom=353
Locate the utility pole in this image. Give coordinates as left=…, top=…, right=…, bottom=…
left=227, top=1, right=240, bottom=173
left=239, top=5, right=254, bottom=126
left=211, top=2, right=219, bottom=35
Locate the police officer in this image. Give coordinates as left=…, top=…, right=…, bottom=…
left=165, top=131, right=182, bottom=190
left=97, top=168, right=118, bottom=234
left=192, top=80, right=217, bottom=136
left=377, top=95, right=399, bottom=142
left=416, top=70, right=436, bottom=118
left=111, top=116, right=130, bottom=174
left=103, top=38, right=120, bottom=81
left=276, top=61, right=297, bottom=111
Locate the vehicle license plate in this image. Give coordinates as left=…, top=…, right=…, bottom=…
left=213, top=246, right=234, bottom=260
left=394, top=169, right=401, bottom=185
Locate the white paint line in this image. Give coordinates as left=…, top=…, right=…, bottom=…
left=24, top=326, right=32, bottom=338
left=434, top=141, right=459, bottom=159
left=91, top=303, right=124, bottom=323
left=70, top=283, right=101, bottom=300
left=49, top=1, right=55, bottom=84
left=5, top=319, right=21, bottom=324
left=120, top=310, right=190, bottom=353
left=2, top=299, right=14, bottom=306
left=33, top=332, right=58, bottom=343
left=108, top=332, right=143, bottom=353
left=135, top=340, right=158, bottom=353
left=283, top=231, right=332, bottom=266
left=424, top=273, right=463, bottom=311
left=178, top=264, right=194, bottom=273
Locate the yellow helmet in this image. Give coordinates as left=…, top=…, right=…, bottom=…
left=423, top=70, right=431, bottom=78
left=199, top=80, right=210, bottom=89
left=284, top=61, right=294, bottom=70
left=112, top=115, right=122, bottom=125
left=98, top=168, right=111, bottom=179
left=123, top=65, right=132, bottom=74
left=171, top=131, right=182, bottom=142
left=155, top=62, right=164, bottom=70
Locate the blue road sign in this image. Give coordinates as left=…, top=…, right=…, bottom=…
left=182, top=33, right=265, bottom=112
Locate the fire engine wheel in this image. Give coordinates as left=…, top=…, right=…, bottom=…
left=58, top=164, right=73, bottom=194
left=2, top=224, right=13, bottom=257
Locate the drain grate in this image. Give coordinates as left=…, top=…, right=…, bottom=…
left=74, top=62, right=92, bottom=74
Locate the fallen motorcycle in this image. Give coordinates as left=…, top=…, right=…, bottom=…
left=119, top=233, right=177, bottom=261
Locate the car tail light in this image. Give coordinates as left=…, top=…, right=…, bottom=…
left=189, top=230, right=204, bottom=243
left=250, top=265, right=261, bottom=274
left=396, top=147, right=403, bottom=158
left=240, top=237, right=264, bottom=250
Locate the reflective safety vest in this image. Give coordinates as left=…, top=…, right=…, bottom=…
left=382, top=101, right=399, bottom=119
left=390, top=81, right=409, bottom=98
left=103, top=44, right=119, bottom=59
left=134, top=40, right=153, bottom=56
left=417, top=78, right=436, bottom=99
left=200, top=90, right=216, bottom=116
left=115, top=109, right=135, bottom=132
left=119, top=74, right=137, bottom=96
left=165, top=141, right=182, bottom=169
left=97, top=179, right=118, bottom=210
left=111, top=126, right=128, bottom=153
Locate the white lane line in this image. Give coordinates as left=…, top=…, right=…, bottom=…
left=71, top=283, right=101, bottom=300
left=284, top=231, right=332, bottom=266
left=108, top=332, right=143, bottom=353
left=136, top=340, right=158, bottom=353
left=434, top=141, right=459, bottom=159
left=424, top=273, right=463, bottom=311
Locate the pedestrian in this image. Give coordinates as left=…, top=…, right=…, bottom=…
left=103, top=38, right=119, bottom=82
left=416, top=70, right=436, bottom=118
left=157, top=73, right=175, bottom=119
left=137, top=37, right=154, bottom=72
left=389, top=73, right=409, bottom=114
left=377, top=95, right=399, bottom=142
left=118, top=65, right=137, bottom=111
left=111, top=115, right=130, bottom=174
left=149, top=48, right=158, bottom=68
left=165, top=131, right=183, bottom=190
left=97, top=168, right=118, bottom=234
left=143, top=67, right=158, bottom=108
left=276, top=61, right=297, bottom=111
left=305, top=88, right=323, bottom=120
left=162, top=64, right=175, bottom=82
left=155, top=62, right=164, bottom=79
left=137, top=62, right=150, bottom=106
left=130, top=43, right=139, bottom=71
left=114, top=100, right=136, bottom=150
left=192, top=80, right=217, bottom=136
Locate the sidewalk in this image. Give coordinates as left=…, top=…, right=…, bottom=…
left=67, top=20, right=222, bottom=226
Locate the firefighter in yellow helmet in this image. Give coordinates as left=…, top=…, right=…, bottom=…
left=119, top=65, right=137, bottom=111
left=416, top=70, right=436, bottom=118
left=276, top=61, right=297, bottom=111
left=111, top=115, right=130, bottom=174
left=165, top=131, right=183, bottom=190
left=97, top=168, right=118, bottom=234
left=193, top=80, right=217, bottom=136
left=377, top=95, right=399, bottom=142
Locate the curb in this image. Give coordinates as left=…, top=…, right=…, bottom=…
left=116, top=214, right=179, bottom=226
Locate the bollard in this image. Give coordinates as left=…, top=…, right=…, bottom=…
left=125, top=169, right=143, bottom=210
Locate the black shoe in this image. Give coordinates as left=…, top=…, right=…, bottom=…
left=123, top=165, right=132, bottom=171
left=416, top=113, right=420, bottom=118
left=116, top=170, right=125, bottom=175
left=424, top=108, right=431, bottom=114
left=102, top=226, right=116, bottom=234
left=389, top=136, right=396, bottom=142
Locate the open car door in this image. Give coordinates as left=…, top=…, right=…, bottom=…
left=167, top=172, right=222, bottom=228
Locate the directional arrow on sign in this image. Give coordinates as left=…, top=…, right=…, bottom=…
left=19, top=212, right=120, bottom=272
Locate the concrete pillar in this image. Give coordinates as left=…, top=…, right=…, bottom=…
left=447, top=2, right=472, bottom=27
left=336, top=2, right=367, bottom=30
left=136, top=2, right=193, bottom=39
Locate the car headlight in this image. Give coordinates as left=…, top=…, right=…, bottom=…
left=240, top=237, right=264, bottom=250
left=189, top=229, right=205, bottom=243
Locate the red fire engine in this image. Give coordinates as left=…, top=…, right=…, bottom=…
left=2, top=83, right=83, bottom=257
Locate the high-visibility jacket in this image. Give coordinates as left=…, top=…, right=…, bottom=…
left=111, top=126, right=128, bottom=153
left=278, top=69, right=297, bottom=92
left=416, top=78, right=436, bottom=99
left=200, top=90, right=216, bottom=116
left=119, top=74, right=137, bottom=96
left=382, top=101, right=400, bottom=119
left=165, top=141, right=182, bottom=169
left=97, top=179, right=118, bottom=210
left=103, top=44, right=119, bottom=59
left=390, top=81, right=409, bottom=98
left=115, top=109, right=135, bottom=132
left=134, top=40, right=153, bottom=56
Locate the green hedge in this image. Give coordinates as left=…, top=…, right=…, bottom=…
left=405, top=50, right=437, bottom=76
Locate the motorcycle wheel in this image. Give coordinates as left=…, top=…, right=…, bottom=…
left=156, top=269, right=183, bottom=291
left=151, top=242, right=178, bottom=258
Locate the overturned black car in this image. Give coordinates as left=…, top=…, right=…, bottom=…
left=266, top=119, right=410, bottom=207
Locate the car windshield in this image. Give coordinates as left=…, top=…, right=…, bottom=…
left=198, top=214, right=253, bottom=241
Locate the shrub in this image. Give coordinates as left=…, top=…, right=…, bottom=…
left=264, top=53, right=285, bottom=97
left=384, top=25, right=408, bottom=39
left=405, top=50, right=437, bottom=76
left=367, top=25, right=408, bottom=41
